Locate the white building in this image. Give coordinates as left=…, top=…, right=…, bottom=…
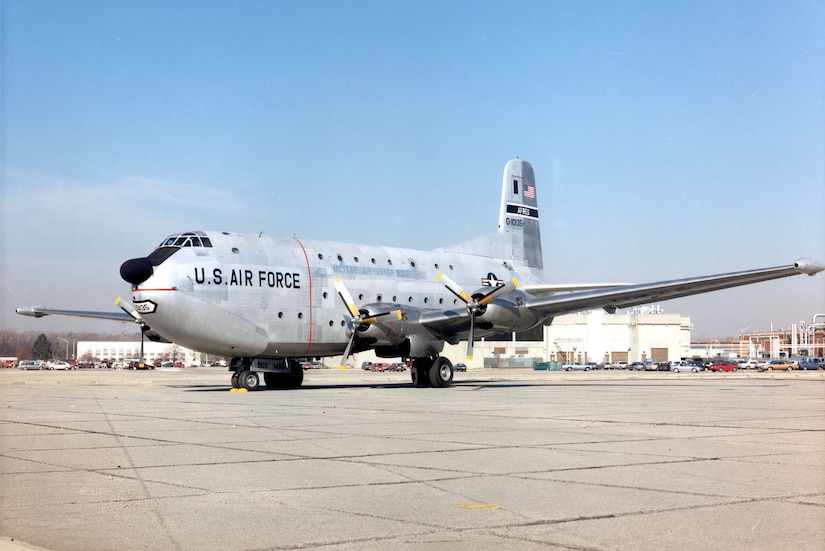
left=76, top=340, right=205, bottom=367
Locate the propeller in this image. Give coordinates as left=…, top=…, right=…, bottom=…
left=437, top=273, right=518, bottom=360
left=334, top=279, right=402, bottom=369
left=116, top=297, right=148, bottom=368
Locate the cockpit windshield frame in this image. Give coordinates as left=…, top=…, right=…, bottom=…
left=156, top=231, right=212, bottom=249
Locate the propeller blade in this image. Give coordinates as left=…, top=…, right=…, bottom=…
left=476, top=277, right=519, bottom=306
left=437, top=273, right=473, bottom=303
left=334, top=278, right=403, bottom=368
left=466, top=317, right=475, bottom=360
left=334, top=279, right=361, bottom=319
left=139, top=328, right=146, bottom=368
left=362, top=309, right=403, bottom=325
left=437, top=274, right=518, bottom=361
left=115, top=296, right=142, bottom=322
left=117, top=298, right=149, bottom=368
left=339, top=331, right=356, bottom=370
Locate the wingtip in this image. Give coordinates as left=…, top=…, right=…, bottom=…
left=793, top=258, right=825, bottom=276
left=15, top=306, right=46, bottom=318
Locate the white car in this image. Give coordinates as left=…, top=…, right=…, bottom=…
left=562, top=363, right=591, bottom=371
left=47, top=360, right=72, bottom=370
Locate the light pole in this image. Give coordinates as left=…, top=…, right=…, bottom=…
left=57, top=337, right=69, bottom=361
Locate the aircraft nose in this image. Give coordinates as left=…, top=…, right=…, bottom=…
left=120, top=257, right=154, bottom=286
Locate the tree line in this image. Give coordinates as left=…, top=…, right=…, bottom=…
left=0, top=329, right=139, bottom=360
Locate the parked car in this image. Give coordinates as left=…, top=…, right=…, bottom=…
left=454, top=363, right=467, bottom=372
left=762, top=360, right=795, bottom=371
left=670, top=361, right=699, bottom=373
left=798, top=358, right=823, bottom=370
left=708, top=362, right=738, bottom=372
left=738, top=359, right=761, bottom=369
left=563, top=363, right=590, bottom=371
left=361, top=361, right=373, bottom=371
left=388, top=362, right=407, bottom=372
left=47, top=360, right=73, bottom=370
left=18, top=360, right=45, bottom=370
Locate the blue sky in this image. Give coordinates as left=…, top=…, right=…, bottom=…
left=2, top=0, right=823, bottom=338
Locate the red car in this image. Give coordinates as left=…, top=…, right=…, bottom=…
left=709, top=362, right=738, bottom=372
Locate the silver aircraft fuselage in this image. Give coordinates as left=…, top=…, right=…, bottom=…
left=131, top=232, right=543, bottom=358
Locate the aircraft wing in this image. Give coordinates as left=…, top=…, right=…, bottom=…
left=524, top=258, right=824, bottom=318
left=15, top=306, right=134, bottom=323
left=520, top=283, right=628, bottom=296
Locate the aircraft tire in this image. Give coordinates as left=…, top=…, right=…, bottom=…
left=263, top=362, right=304, bottom=388
left=288, top=359, right=304, bottom=387
left=231, top=372, right=240, bottom=388
left=240, top=370, right=259, bottom=390
left=263, top=372, right=283, bottom=388
left=411, top=362, right=431, bottom=388
left=429, top=357, right=453, bottom=388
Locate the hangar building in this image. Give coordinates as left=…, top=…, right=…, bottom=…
left=442, top=307, right=691, bottom=368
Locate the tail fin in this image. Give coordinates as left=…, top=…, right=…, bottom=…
left=436, top=158, right=544, bottom=269
left=497, top=158, right=543, bottom=269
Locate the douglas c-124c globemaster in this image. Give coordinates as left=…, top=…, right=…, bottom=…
left=17, top=158, right=824, bottom=389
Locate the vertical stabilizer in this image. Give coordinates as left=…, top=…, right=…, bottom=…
left=497, top=158, right=543, bottom=269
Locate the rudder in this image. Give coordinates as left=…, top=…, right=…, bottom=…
left=497, top=158, right=543, bottom=269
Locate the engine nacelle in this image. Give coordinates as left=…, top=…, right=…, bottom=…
left=477, top=292, right=542, bottom=333
left=355, top=303, right=417, bottom=347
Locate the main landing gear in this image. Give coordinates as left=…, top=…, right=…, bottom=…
left=230, top=358, right=304, bottom=390
left=410, top=356, right=454, bottom=388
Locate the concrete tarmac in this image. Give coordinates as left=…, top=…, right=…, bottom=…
left=1, top=367, right=824, bottom=551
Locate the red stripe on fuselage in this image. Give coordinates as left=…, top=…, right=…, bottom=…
left=293, top=237, right=313, bottom=355
left=133, top=288, right=177, bottom=292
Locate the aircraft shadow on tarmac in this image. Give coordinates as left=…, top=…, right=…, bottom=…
left=172, top=379, right=713, bottom=392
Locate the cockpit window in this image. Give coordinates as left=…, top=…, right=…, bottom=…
left=156, top=231, right=212, bottom=250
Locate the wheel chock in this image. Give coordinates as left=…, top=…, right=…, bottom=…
left=229, top=388, right=248, bottom=392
